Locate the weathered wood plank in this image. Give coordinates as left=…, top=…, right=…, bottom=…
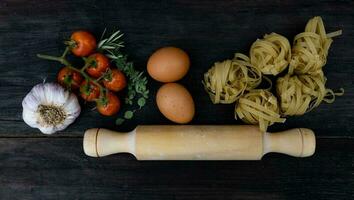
left=0, top=0, right=353, bottom=137
left=0, top=1, right=353, bottom=199
left=1, top=85, right=352, bottom=137
left=0, top=137, right=352, bottom=199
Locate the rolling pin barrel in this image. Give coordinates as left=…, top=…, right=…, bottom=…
left=83, top=125, right=315, bottom=160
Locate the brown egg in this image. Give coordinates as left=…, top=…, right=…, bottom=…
left=156, top=83, right=195, bottom=124
left=147, top=47, right=190, bottom=82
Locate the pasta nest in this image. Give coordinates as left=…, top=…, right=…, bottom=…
left=235, top=89, right=285, bottom=132
left=203, top=53, right=261, bottom=104
left=250, top=33, right=291, bottom=76
left=276, top=73, right=344, bottom=116
left=289, top=16, right=342, bottom=75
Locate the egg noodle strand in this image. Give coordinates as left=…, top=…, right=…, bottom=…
left=250, top=33, right=291, bottom=76
left=289, top=16, right=342, bottom=75
left=276, top=73, right=343, bottom=116
left=235, top=90, right=286, bottom=132
left=277, top=16, right=344, bottom=116
left=203, top=16, right=343, bottom=132
left=203, top=53, right=262, bottom=104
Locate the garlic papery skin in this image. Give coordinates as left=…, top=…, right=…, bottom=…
left=22, top=83, right=81, bottom=134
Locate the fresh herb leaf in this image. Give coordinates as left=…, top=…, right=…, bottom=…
left=98, top=29, right=149, bottom=124
left=98, top=30, right=124, bottom=50
left=115, top=118, right=125, bottom=125
left=125, top=98, right=133, bottom=105
left=124, top=111, right=134, bottom=119
left=138, top=97, right=146, bottom=108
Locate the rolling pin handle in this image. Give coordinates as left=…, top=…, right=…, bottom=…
left=83, top=128, right=135, bottom=157
left=263, top=128, right=316, bottom=157
left=83, top=128, right=100, bottom=157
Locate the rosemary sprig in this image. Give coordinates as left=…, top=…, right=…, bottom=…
left=98, top=29, right=124, bottom=51
left=98, top=30, right=149, bottom=125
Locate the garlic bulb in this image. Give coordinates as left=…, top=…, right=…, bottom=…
left=22, top=83, right=81, bottom=134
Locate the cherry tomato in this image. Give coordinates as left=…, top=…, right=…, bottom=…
left=86, top=53, right=110, bottom=78
left=79, top=80, right=100, bottom=101
left=97, top=92, right=121, bottom=116
left=103, top=69, right=127, bottom=92
left=57, top=67, right=83, bottom=90
left=69, top=31, right=97, bottom=57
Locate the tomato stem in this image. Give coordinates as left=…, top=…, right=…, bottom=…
left=80, top=62, right=90, bottom=73
left=80, top=57, right=95, bottom=73
left=96, top=74, right=106, bottom=82
left=37, top=51, right=107, bottom=100
left=64, top=40, right=77, bottom=48
left=61, top=47, right=70, bottom=58
left=96, top=68, right=110, bottom=82
left=37, top=54, right=71, bottom=66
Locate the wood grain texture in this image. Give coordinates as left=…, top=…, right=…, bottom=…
left=0, top=138, right=353, bottom=200
left=0, top=0, right=353, bottom=199
left=0, top=0, right=353, bottom=137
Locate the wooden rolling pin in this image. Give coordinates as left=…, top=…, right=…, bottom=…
left=83, top=125, right=316, bottom=160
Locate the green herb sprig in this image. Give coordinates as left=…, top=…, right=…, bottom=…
left=98, top=29, right=149, bottom=125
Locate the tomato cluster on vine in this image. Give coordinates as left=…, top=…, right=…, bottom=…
left=57, top=31, right=127, bottom=116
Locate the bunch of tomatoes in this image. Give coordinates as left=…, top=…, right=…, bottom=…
left=57, top=31, right=127, bottom=116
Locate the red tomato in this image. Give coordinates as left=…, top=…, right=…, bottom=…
left=79, top=81, right=100, bottom=101
left=57, top=67, right=83, bottom=90
left=69, top=31, right=97, bottom=57
left=97, top=92, right=121, bottom=116
left=86, top=53, right=110, bottom=78
left=103, top=69, right=127, bottom=92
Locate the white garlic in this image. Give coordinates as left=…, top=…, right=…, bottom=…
left=22, top=83, right=81, bottom=134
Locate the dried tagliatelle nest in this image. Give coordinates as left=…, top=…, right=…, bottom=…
left=203, top=53, right=262, bottom=104
left=203, top=16, right=343, bottom=132
left=250, top=33, right=291, bottom=76
left=289, top=16, right=342, bottom=75
left=276, top=73, right=344, bottom=116
left=235, top=90, right=286, bottom=132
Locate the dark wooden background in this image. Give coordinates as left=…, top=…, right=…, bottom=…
left=0, top=0, right=353, bottom=199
